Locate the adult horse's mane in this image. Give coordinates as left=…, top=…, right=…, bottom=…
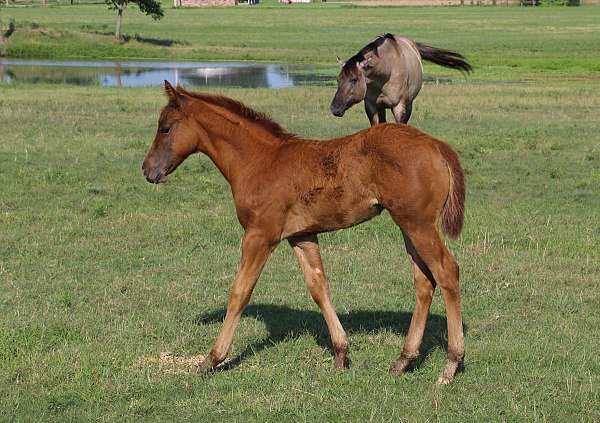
left=177, top=88, right=299, bottom=142
left=341, top=33, right=395, bottom=76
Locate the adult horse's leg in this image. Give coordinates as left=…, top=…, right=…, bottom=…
left=392, top=101, right=413, bottom=124
left=289, top=234, right=349, bottom=368
left=199, top=230, right=276, bottom=371
left=365, top=99, right=386, bottom=126
left=389, top=234, right=436, bottom=374
left=391, top=221, right=463, bottom=384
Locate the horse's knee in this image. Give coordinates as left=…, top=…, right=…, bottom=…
left=306, top=272, right=328, bottom=304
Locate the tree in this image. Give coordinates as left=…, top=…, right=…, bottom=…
left=0, top=18, right=15, bottom=56
left=105, top=0, right=164, bottom=41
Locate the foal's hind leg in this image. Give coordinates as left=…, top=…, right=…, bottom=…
left=392, top=222, right=463, bottom=384
left=289, top=235, right=349, bottom=368
left=390, top=235, right=436, bottom=374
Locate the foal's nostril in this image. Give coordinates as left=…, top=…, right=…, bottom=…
left=142, top=163, right=158, bottom=184
left=142, top=167, right=163, bottom=184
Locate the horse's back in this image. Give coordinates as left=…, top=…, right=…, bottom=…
left=381, top=36, right=424, bottom=101
left=273, top=125, right=456, bottom=238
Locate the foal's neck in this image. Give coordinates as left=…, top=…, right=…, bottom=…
left=191, top=101, right=282, bottom=186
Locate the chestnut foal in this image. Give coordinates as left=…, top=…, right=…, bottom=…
left=142, top=81, right=466, bottom=384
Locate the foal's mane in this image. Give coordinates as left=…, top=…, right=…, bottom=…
left=342, top=33, right=395, bottom=76
left=178, top=88, right=298, bottom=142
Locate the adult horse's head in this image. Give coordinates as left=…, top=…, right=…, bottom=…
left=330, top=57, right=371, bottom=117
left=142, top=81, right=203, bottom=184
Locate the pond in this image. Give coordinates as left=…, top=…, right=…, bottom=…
left=0, top=59, right=335, bottom=88
left=0, top=59, right=476, bottom=89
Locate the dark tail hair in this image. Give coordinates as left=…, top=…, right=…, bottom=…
left=437, top=141, right=465, bottom=239
left=415, top=42, right=472, bottom=73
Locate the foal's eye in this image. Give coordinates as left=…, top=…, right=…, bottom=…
left=350, top=78, right=358, bottom=84
left=159, top=127, right=171, bottom=134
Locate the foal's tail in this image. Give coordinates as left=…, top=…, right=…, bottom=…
left=437, top=142, right=465, bottom=239
left=415, top=42, right=473, bottom=74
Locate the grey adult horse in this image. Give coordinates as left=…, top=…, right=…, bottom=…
left=330, top=33, right=472, bottom=125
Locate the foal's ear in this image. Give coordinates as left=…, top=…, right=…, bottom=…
left=164, top=80, right=184, bottom=107
left=336, top=55, right=345, bottom=67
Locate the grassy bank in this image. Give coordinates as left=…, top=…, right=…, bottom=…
left=1, top=4, right=600, bottom=79
left=1, top=80, right=599, bottom=421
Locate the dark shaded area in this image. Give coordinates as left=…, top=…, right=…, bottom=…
left=89, top=31, right=189, bottom=46
left=125, top=33, right=190, bottom=47
left=194, top=303, right=467, bottom=371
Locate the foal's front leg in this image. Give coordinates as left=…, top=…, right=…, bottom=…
left=199, top=231, right=276, bottom=371
left=289, top=235, right=349, bottom=368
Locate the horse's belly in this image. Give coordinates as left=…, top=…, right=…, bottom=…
left=281, top=197, right=383, bottom=239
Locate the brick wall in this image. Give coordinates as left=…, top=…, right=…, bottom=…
left=178, top=0, right=237, bottom=6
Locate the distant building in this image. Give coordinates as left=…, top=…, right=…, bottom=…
left=175, top=0, right=259, bottom=6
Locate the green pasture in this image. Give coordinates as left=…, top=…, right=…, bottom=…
left=1, top=3, right=600, bottom=79
left=1, top=3, right=600, bottom=422
left=2, top=80, right=599, bottom=421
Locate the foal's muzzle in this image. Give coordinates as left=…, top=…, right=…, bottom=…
left=142, top=159, right=168, bottom=184
left=142, top=166, right=164, bottom=184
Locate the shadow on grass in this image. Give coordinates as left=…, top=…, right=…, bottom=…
left=88, top=31, right=189, bottom=46
left=194, top=304, right=467, bottom=371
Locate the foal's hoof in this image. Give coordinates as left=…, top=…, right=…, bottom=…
left=435, top=360, right=460, bottom=385
left=389, top=358, right=411, bottom=376
left=334, top=353, right=349, bottom=369
left=196, top=357, right=215, bottom=374
left=436, top=374, right=453, bottom=385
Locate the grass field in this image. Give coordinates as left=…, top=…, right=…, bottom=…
left=2, top=3, right=600, bottom=79
left=1, top=3, right=600, bottom=422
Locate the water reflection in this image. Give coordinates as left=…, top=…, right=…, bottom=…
left=0, top=59, right=333, bottom=88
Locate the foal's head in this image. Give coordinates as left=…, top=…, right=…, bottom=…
left=142, top=81, right=203, bottom=184
left=330, top=57, right=370, bottom=117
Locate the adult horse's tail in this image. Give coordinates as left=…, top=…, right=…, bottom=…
left=415, top=42, right=472, bottom=73
left=437, top=141, right=465, bottom=239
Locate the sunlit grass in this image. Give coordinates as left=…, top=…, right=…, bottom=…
left=0, top=80, right=599, bottom=420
